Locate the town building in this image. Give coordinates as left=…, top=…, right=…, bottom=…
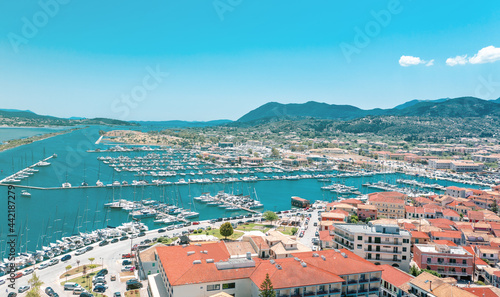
left=332, top=224, right=412, bottom=271
left=413, top=243, right=474, bottom=280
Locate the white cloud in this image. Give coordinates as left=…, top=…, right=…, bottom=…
left=399, top=55, right=429, bottom=67
left=425, top=59, right=434, bottom=67
left=469, top=45, right=500, bottom=64
left=446, top=55, right=468, bottom=66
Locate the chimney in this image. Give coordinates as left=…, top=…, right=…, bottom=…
left=246, top=252, right=251, bottom=260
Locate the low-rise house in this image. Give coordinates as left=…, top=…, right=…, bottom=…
left=408, top=272, right=477, bottom=297
left=413, top=243, right=474, bottom=280
left=379, top=264, right=414, bottom=297
left=357, top=204, right=378, bottom=221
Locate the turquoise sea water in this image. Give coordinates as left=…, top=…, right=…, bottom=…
left=0, top=126, right=485, bottom=257
left=0, top=126, right=69, bottom=143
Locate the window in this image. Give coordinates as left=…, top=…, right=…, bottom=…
left=462, top=260, right=467, bottom=264
left=402, top=247, right=406, bottom=252
left=402, top=256, right=406, bottom=260
left=375, top=237, right=381, bottom=243
left=207, top=284, right=220, bottom=291
left=357, top=244, right=362, bottom=249
left=358, top=236, right=363, bottom=240
left=403, top=239, right=409, bottom=243
left=223, top=283, right=236, bottom=289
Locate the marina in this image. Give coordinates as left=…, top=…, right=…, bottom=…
left=0, top=125, right=491, bottom=265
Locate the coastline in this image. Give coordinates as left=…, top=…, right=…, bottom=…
left=0, top=127, right=83, bottom=153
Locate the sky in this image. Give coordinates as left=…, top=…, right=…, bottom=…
left=0, top=1, right=500, bottom=121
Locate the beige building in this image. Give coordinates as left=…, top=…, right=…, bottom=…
left=368, top=192, right=407, bottom=219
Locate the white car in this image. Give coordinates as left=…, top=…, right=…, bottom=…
left=75, top=248, right=86, bottom=255
left=23, top=268, right=34, bottom=275
left=38, top=262, right=49, bottom=269
left=92, top=276, right=106, bottom=283
left=130, top=234, right=138, bottom=239
left=121, top=265, right=134, bottom=272
left=0, top=278, right=5, bottom=285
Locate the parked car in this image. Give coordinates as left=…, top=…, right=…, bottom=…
left=49, top=258, right=59, bottom=265
left=138, top=232, right=146, bottom=237
left=119, top=236, right=129, bottom=241
left=0, top=278, right=5, bottom=285
left=73, top=287, right=85, bottom=294
left=75, top=248, right=86, bottom=255
left=126, top=278, right=143, bottom=290
left=113, top=293, right=121, bottom=297
left=23, top=268, right=34, bottom=275
left=38, top=262, right=49, bottom=269
left=85, top=246, right=94, bottom=252
left=122, top=253, right=133, bottom=259
left=93, top=285, right=107, bottom=293
left=192, top=221, right=200, bottom=225
left=121, top=265, right=134, bottom=272
left=62, top=254, right=72, bottom=261
left=18, top=286, right=30, bottom=293
left=92, top=276, right=106, bottom=284
left=13, top=272, right=23, bottom=279
left=99, top=240, right=109, bottom=246
left=7, top=292, right=17, bottom=297
left=110, top=238, right=119, bottom=243
left=45, top=287, right=55, bottom=296
left=95, top=269, right=108, bottom=277
left=110, top=275, right=116, bottom=281
left=167, top=226, right=175, bottom=231
left=122, top=260, right=132, bottom=265
left=79, top=293, right=94, bottom=297
left=157, top=228, right=166, bottom=233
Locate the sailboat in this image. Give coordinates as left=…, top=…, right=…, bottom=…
left=62, top=172, right=71, bottom=188
left=81, top=163, right=88, bottom=186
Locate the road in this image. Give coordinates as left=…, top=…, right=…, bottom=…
left=0, top=215, right=258, bottom=296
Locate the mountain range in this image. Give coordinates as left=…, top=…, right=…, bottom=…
left=2, top=96, right=500, bottom=127
left=237, top=96, right=500, bottom=123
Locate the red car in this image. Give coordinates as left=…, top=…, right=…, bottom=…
left=192, top=222, right=200, bottom=225
left=14, top=272, right=23, bottom=279
left=122, top=253, right=133, bottom=259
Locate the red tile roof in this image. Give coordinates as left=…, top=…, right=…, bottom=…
left=369, top=192, right=406, bottom=204
left=380, top=264, right=414, bottom=287
left=462, top=287, right=499, bottom=297
left=432, top=240, right=457, bottom=247
left=430, top=231, right=462, bottom=239
left=411, top=231, right=430, bottom=240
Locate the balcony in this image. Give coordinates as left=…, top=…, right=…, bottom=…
left=427, top=261, right=470, bottom=267
left=365, top=249, right=400, bottom=254
left=347, top=279, right=358, bottom=284
left=359, top=278, right=369, bottom=284
left=329, top=288, right=341, bottom=294
left=304, top=291, right=316, bottom=296
left=364, top=240, right=403, bottom=246
left=370, top=278, right=381, bottom=282
left=335, top=232, right=354, bottom=242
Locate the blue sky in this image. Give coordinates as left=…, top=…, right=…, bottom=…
left=0, top=1, right=500, bottom=121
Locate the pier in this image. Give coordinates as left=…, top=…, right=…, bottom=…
left=0, top=154, right=57, bottom=184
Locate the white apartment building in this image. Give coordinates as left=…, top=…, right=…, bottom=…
left=332, top=224, right=412, bottom=272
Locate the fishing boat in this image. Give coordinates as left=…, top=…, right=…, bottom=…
left=21, top=190, right=31, bottom=197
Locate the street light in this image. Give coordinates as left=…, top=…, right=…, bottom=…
left=100, top=257, right=103, bottom=268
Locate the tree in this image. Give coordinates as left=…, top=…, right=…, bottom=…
left=271, top=147, right=280, bottom=158
left=263, top=211, right=279, bottom=226
left=65, top=265, right=72, bottom=281
left=76, top=259, right=80, bottom=271
left=492, top=200, right=498, bottom=214
left=259, top=273, right=276, bottom=297
left=350, top=215, right=359, bottom=224
left=26, top=272, right=43, bottom=297
left=219, top=222, right=234, bottom=240
left=291, top=227, right=298, bottom=235
left=409, top=265, right=420, bottom=277
left=89, top=257, right=95, bottom=267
